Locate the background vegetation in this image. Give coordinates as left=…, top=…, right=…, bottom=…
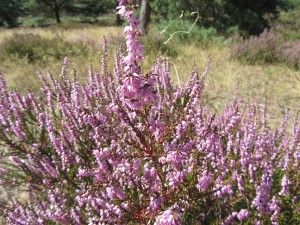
left=1, top=0, right=300, bottom=124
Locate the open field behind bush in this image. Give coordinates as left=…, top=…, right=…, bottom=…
left=0, top=25, right=299, bottom=127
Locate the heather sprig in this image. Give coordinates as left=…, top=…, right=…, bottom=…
left=0, top=1, right=299, bottom=225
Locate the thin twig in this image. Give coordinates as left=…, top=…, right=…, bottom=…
left=163, top=11, right=200, bottom=44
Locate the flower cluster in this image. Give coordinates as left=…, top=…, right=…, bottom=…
left=115, top=0, right=156, bottom=111
left=0, top=1, right=299, bottom=225
left=116, top=0, right=143, bottom=69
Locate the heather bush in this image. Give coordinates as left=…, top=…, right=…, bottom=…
left=277, top=40, right=300, bottom=69
left=0, top=33, right=89, bottom=63
left=232, top=28, right=279, bottom=64
left=0, top=1, right=299, bottom=224
left=232, top=9, right=300, bottom=69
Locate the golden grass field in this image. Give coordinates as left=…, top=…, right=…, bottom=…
left=0, top=25, right=299, bottom=128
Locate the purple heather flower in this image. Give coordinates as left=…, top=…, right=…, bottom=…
left=154, top=205, right=182, bottom=225
left=196, top=171, right=212, bottom=191
left=0, top=168, right=6, bottom=176
left=237, top=209, right=251, bottom=221
left=279, top=174, right=290, bottom=196
left=150, top=196, right=164, bottom=212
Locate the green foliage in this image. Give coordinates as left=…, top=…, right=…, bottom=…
left=18, top=16, right=52, bottom=27
left=224, top=0, right=288, bottom=35
left=152, top=0, right=226, bottom=27
left=274, top=9, right=300, bottom=40
left=156, top=19, right=226, bottom=47
left=0, top=33, right=89, bottom=63
left=0, top=0, right=27, bottom=27
left=68, top=0, right=116, bottom=17
left=23, top=0, right=111, bottom=24
left=279, top=196, right=300, bottom=224
left=34, top=0, right=74, bottom=23
left=285, top=0, right=300, bottom=8
left=151, top=0, right=290, bottom=35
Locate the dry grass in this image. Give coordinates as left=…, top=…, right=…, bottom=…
left=0, top=25, right=122, bottom=42
left=171, top=44, right=300, bottom=121
left=0, top=25, right=123, bottom=92
left=0, top=25, right=299, bottom=127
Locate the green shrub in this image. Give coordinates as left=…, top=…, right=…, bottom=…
left=18, top=16, right=51, bottom=27
left=0, top=33, right=89, bottom=63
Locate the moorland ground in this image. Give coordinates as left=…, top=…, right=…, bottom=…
left=0, top=24, right=299, bottom=128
